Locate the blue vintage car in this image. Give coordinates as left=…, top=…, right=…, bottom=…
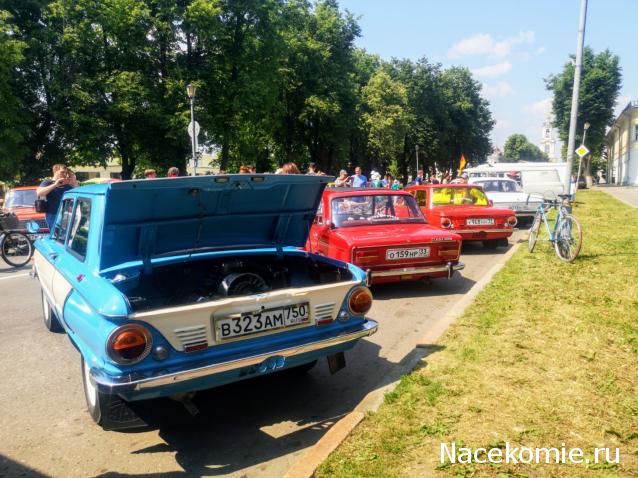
left=32, top=174, right=378, bottom=429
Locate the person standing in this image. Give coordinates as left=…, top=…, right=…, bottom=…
left=306, top=162, right=317, bottom=175
left=144, top=169, right=157, bottom=179
left=167, top=167, right=179, bottom=178
left=36, top=164, right=77, bottom=231
left=351, top=167, right=367, bottom=188
left=334, top=170, right=351, bottom=187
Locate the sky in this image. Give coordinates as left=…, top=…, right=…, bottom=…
left=338, top=0, right=637, bottom=151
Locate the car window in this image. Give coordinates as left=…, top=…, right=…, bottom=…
left=415, top=190, right=427, bottom=207
left=330, top=194, right=425, bottom=228
left=67, top=198, right=91, bottom=261
left=5, top=189, right=37, bottom=208
left=52, top=198, right=75, bottom=243
left=431, top=187, right=489, bottom=206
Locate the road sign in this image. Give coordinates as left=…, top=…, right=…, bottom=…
left=188, top=121, right=200, bottom=139
left=575, top=144, right=589, bottom=158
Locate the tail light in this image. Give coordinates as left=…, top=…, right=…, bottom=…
left=107, top=324, right=152, bottom=365
left=348, top=287, right=373, bottom=316
left=439, top=242, right=460, bottom=259
left=440, top=217, right=452, bottom=228
left=354, top=250, right=379, bottom=265
left=507, top=216, right=518, bottom=227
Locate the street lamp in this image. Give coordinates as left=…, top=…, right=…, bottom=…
left=187, top=83, right=197, bottom=176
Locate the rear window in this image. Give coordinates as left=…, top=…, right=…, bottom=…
left=5, top=189, right=36, bottom=208
left=431, top=187, right=489, bottom=206
left=330, top=194, right=425, bottom=228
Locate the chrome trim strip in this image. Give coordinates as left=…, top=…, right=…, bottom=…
left=92, top=320, right=378, bottom=393
left=371, top=262, right=465, bottom=278
left=452, top=228, right=517, bottom=233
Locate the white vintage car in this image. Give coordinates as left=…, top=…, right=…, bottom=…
left=468, top=178, right=542, bottom=221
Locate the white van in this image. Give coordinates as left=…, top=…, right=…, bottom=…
left=465, top=163, right=568, bottom=197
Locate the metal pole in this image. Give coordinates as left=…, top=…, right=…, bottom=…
left=564, top=0, right=588, bottom=195
left=415, top=145, right=419, bottom=178
left=190, top=97, right=197, bottom=176
left=574, top=125, right=588, bottom=196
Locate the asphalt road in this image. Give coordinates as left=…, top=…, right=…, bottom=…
left=0, top=232, right=523, bottom=478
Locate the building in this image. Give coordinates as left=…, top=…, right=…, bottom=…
left=606, top=101, right=638, bottom=186
left=539, top=115, right=561, bottom=162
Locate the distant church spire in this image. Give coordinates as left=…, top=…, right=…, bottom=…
left=540, top=115, right=559, bottom=162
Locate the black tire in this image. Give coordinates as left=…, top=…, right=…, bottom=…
left=41, top=288, right=64, bottom=333
left=482, top=239, right=500, bottom=250
left=1, top=232, right=33, bottom=267
left=81, top=357, right=146, bottom=430
left=528, top=213, right=541, bottom=253
left=553, top=214, right=583, bottom=263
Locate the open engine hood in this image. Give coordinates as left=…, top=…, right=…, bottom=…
left=99, top=174, right=332, bottom=271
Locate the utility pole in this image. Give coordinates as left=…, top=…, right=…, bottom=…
left=564, top=0, right=588, bottom=195
left=187, top=83, right=198, bottom=177
left=415, top=145, right=419, bottom=178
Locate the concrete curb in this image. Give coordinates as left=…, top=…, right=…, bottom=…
left=283, top=239, right=524, bottom=478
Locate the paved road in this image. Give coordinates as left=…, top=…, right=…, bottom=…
left=597, top=186, right=638, bottom=208
left=0, top=232, right=523, bottom=478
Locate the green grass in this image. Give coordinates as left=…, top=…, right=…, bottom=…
left=317, top=191, right=638, bottom=478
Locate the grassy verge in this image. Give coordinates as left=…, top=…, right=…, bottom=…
left=317, top=190, right=638, bottom=477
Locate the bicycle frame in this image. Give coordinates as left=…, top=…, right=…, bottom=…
left=534, top=201, right=569, bottom=243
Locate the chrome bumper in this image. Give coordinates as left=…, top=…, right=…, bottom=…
left=452, top=228, right=517, bottom=234
left=92, top=320, right=378, bottom=393
left=370, top=261, right=465, bottom=280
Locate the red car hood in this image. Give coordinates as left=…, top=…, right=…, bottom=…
left=330, top=223, right=462, bottom=247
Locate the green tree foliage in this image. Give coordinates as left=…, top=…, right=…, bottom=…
left=0, top=0, right=495, bottom=182
left=546, top=47, right=622, bottom=185
left=503, top=133, right=548, bottom=162
left=0, top=10, right=28, bottom=180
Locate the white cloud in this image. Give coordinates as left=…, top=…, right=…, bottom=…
left=482, top=81, right=514, bottom=99
left=523, top=97, right=553, bottom=117
left=614, top=95, right=632, bottom=117
left=448, top=31, right=535, bottom=59
left=495, top=119, right=512, bottom=129
left=471, top=62, right=512, bottom=78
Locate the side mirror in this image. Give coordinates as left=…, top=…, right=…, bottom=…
left=26, top=220, right=41, bottom=234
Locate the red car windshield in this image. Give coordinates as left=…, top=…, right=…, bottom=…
left=431, top=187, right=489, bottom=207
left=330, top=194, right=425, bottom=228
left=5, top=189, right=36, bottom=209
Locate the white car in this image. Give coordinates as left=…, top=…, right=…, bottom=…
left=468, top=178, right=542, bottom=220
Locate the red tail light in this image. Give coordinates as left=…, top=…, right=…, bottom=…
left=439, top=242, right=460, bottom=259
left=348, top=287, right=373, bottom=315
left=107, top=325, right=152, bottom=364
left=507, top=216, right=518, bottom=227
left=440, top=217, right=452, bottom=228
left=354, top=250, right=379, bottom=265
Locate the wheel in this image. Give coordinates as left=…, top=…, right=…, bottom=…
left=553, top=214, right=582, bottom=262
left=482, top=239, right=500, bottom=249
left=81, top=357, right=145, bottom=430
left=41, top=288, right=63, bottom=332
left=1, top=232, right=33, bottom=267
left=528, top=213, right=541, bottom=252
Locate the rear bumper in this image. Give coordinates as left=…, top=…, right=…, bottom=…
left=370, top=261, right=464, bottom=280
left=92, top=319, right=378, bottom=395
left=452, top=228, right=517, bottom=234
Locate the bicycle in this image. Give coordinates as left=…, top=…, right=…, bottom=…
left=0, top=212, right=35, bottom=268
left=527, top=194, right=582, bottom=262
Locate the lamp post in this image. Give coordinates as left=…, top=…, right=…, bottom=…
left=187, top=83, right=197, bottom=176
left=415, top=145, right=420, bottom=180
left=575, top=121, right=590, bottom=194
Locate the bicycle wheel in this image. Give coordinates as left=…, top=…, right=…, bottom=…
left=528, top=213, right=541, bottom=252
left=553, top=214, right=582, bottom=262
left=1, top=232, right=34, bottom=267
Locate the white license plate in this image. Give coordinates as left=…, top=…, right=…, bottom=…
left=466, top=218, right=494, bottom=226
left=386, top=247, right=430, bottom=260
left=216, top=303, right=310, bottom=340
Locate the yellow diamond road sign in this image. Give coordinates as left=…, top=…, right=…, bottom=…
left=575, top=144, right=589, bottom=158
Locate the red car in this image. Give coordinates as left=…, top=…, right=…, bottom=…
left=405, top=184, right=517, bottom=249
left=3, top=186, right=49, bottom=232
left=306, top=188, right=464, bottom=284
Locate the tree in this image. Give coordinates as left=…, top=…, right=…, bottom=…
left=0, top=10, right=28, bottom=180
left=546, top=47, right=621, bottom=186
left=361, top=69, right=412, bottom=176
left=503, top=133, right=548, bottom=162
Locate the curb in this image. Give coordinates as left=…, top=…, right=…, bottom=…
left=283, top=239, right=524, bottom=478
